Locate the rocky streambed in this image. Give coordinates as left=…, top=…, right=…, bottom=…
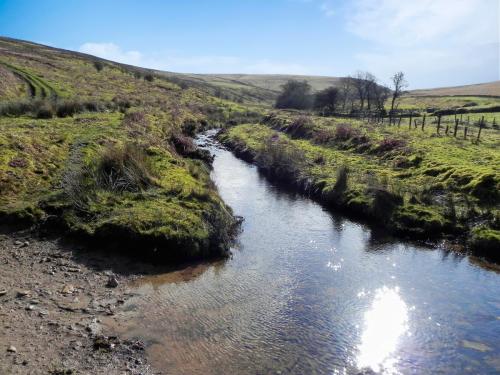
left=0, top=230, right=163, bottom=375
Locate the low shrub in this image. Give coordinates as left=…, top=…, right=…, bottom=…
left=334, top=124, right=356, bottom=141
left=171, top=132, right=197, bottom=154
left=171, top=132, right=213, bottom=163
left=61, top=143, right=157, bottom=217
left=95, top=143, right=157, bottom=193
left=56, top=100, right=84, bottom=117
left=35, top=106, right=54, bottom=119
left=283, top=115, right=314, bottom=138
left=0, top=99, right=40, bottom=117
left=376, top=138, right=407, bottom=153
left=312, top=129, right=335, bottom=144
left=333, top=166, right=349, bottom=194
left=93, top=61, right=104, bottom=72
left=256, top=136, right=306, bottom=180
left=182, top=119, right=198, bottom=136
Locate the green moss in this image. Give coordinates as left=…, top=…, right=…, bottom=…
left=0, top=39, right=240, bottom=262
left=469, top=227, right=500, bottom=261
left=392, top=205, right=447, bottom=235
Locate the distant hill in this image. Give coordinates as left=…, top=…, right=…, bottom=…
left=409, top=81, right=500, bottom=97
left=194, top=74, right=341, bottom=93
left=156, top=73, right=343, bottom=104
left=2, top=36, right=498, bottom=106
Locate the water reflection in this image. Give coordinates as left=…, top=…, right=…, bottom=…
left=106, top=133, right=500, bottom=374
left=357, top=287, right=409, bottom=374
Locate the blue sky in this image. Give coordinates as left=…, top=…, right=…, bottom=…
left=0, top=0, right=498, bottom=88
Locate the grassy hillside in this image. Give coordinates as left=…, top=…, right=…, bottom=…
left=155, top=72, right=342, bottom=104
left=410, top=81, right=500, bottom=97
left=401, top=81, right=500, bottom=118
left=220, top=113, right=500, bottom=261
left=0, top=36, right=250, bottom=261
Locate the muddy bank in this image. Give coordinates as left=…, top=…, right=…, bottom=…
left=0, top=229, right=167, bottom=374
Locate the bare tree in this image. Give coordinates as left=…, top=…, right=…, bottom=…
left=372, top=85, right=391, bottom=114
left=363, top=72, right=377, bottom=111
left=314, top=86, right=340, bottom=115
left=351, top=72, right=367, bottom=110
left=390, top=71, right=408, bottom=115
left=338, top=77, right=353, bottom=112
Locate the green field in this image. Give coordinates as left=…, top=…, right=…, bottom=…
left=396, top=95, right=500, bottom=112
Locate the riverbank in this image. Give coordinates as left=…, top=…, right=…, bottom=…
left=218, top=114, right=500, bottom=262
left=0, top=37, right=251, bottom=263
left=0, top=228, right=176, bottom=374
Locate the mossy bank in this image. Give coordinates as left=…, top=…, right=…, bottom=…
left=219, top=113, right=500, bottom=262
left=0, top=37, right=252, bottom=261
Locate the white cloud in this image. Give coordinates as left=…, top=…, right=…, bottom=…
left=346, top=0, right=498, bottom=46
left=355, top=43, right=499, bottom=88
left=343, top=0, right=499, bottom=87
left=79, top=42, right=143, bottom=65
left=77, top=42, right=312, bottom=74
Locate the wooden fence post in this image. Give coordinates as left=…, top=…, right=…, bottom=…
left=421, top=115, right=426, bottom=131
left=477, top=116, right=484, bottom=141
left=445, top=124, right=449, bottom=135
left=414, top=119, right=418, bottom=129
left=437, top=115, right=441, bottom=134
left=453, top=118, right=459, bottom=137
left=398, top=117, right=402, bottom=127
left=464, top=127, right=468, bottom=139
left=409, top=115, right=412, bottom=129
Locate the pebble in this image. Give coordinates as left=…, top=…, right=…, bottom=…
left=19, top=241, right=29, bottom=248
left=106, top=276, right=119, bottom=288
left=0, top=289, right=7, bottom=296
left=86, top=320, right=102, bottom=335
left=61, top=284, right=75, bottom=294
left=25, top=305, right=35, bottom=311
left=7, top=345, right=17, bottom=353
left=16, top=291, right=30, bottom=298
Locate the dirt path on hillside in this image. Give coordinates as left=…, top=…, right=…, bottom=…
left=0, top=229, right=167, bottom=375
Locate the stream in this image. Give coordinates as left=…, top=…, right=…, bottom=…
left=111, top=130, right=500, bottom=374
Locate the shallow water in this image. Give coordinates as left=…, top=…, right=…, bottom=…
left=112, top=131, right=500, bottom=374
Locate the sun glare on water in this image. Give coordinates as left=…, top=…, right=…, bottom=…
left=357, top=286, right=409, bottom=374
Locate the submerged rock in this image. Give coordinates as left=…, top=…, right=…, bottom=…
left=462, top=340, right=493, bottom=352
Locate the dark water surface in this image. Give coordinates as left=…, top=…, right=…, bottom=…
left=112, top=131, right=500, bottom=374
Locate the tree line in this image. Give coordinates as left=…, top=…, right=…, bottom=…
left=275, top=71, right=408, bottom=116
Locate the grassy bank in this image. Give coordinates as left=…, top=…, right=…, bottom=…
left=0, top=37, right=250, bottom=262
left=219, top=113, right=500, bottom=261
